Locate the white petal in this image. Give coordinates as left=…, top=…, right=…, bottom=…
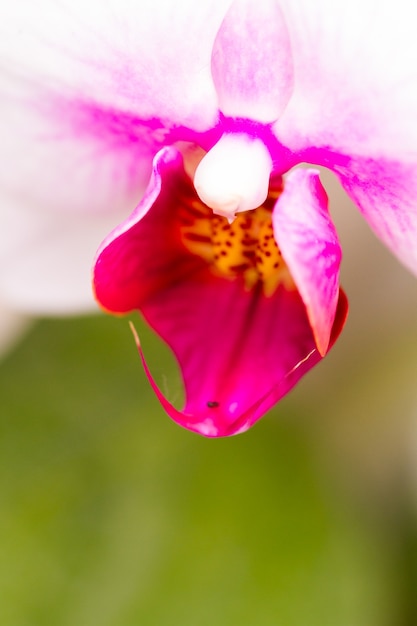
left=0, top=196, right=130, bottom=313
left=0, top=304, right=31, bottom=359
left=0, top=0, right=231, bottom=314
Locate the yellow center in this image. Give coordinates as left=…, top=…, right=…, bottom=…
left=178, top=182, right=294, bottom=296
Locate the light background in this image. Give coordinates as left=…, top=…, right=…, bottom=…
left=1, top=173, right=417, bottom=625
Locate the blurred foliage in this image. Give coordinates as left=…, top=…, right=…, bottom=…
left=1, top=312, right=413, bottom=626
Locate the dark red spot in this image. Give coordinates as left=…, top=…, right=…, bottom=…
left=184, top=206, right=209, bottom=219
left=230, top=263, right=250, bottom=272
left=184, top=233, right=212, bottom=243
left=179, top=217, right=196, bottom=226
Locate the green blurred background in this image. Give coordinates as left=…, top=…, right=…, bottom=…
left=1, top=177, right=417, bottom=626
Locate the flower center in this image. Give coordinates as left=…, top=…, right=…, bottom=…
left=193, top=133, right=273, bottom=221
left=178, top=178, right=294, bottom=296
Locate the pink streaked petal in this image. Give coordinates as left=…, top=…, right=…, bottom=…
left=211, top=0, right=293, bottom=123
left=0, top=73, right=157, bottom=218
left=273, top=168, right=341, bottom=356
left=0, top=80, right=153, bottom=313
left=275, top=0, right=417, bottom=158
left=0, top=0, right=230, bottom=243
left=273, top=0, right=417, bottom=278
left=332, top=157, right=417, bottom=276
left=0, top=0, right=228, bottom=130
left=274, top=0, right=417, bottom=278
left=94, top=148, right=348, bottom=437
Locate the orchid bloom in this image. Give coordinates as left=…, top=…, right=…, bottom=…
left=1, top=1, right=417, bottom=436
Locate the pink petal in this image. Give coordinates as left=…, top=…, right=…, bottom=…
left=273, top=168, right=341, bottom=356
left=94, top=147, right=197, bottom=313
left=94, top=148, right=348, bottom=437
left=136, top=266, right=347, bottom=438
left=330, top=158, right=417, bottom=278
left=211, top=0, right=294, bottom=122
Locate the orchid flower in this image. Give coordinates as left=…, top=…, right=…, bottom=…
left=1, top=0, right=417, bottom=436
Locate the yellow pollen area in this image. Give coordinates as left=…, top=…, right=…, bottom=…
left=178, top=185, right=295, bottom=296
